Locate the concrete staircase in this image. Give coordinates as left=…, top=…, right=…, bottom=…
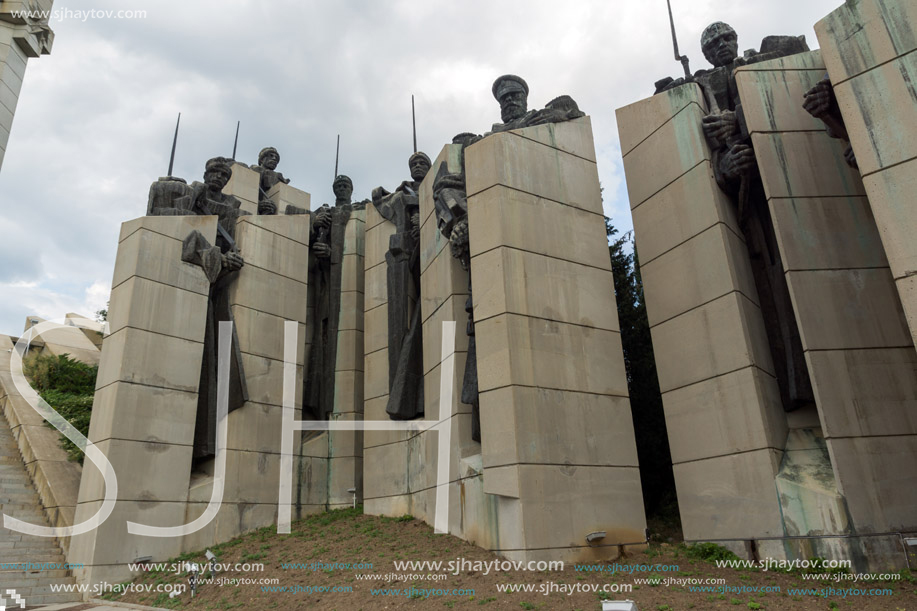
left=0, top=411, right=80, bottom=605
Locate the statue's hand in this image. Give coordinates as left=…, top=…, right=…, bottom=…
left=702, top=111, right=737, bottom=148
left=258, top=198, right=277, bottom=215
left=223, top=250, right=244, bottom=271
left=721, top=143, right=756, bottom=180
left=803, top=79, right=833, bottom=119
left=410, top=212, right=421, bottom=242
left=312, top=242, right=332, bottom=259
left=450, top=217, right=469, bottom=261
left=313, top=207, right=332, bottom=230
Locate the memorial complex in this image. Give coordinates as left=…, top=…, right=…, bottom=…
left=0, top=0, right=915, bottom=604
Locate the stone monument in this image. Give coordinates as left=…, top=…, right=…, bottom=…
left=619, top=11, right=917, bottom=569
left=68, top=156, right=313, bottom=587
left=364, top=75, right=646, bottom=562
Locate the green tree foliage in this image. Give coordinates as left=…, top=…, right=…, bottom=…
left=23, top=353, right=97, bottom=464
left=606, top=218, right=677, bottom=517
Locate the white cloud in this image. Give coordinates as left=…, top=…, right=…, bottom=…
left=0, top=0, right=844, bottom=334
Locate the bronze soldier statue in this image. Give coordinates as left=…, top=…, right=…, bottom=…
left=146, top=157, right=250, bottom=460
left=372, top=152, right=431, bottom=420
left=251, top=146, right=291, bottom=215
left=655, top=23, right=816, bottom=413
left=304, top=175, right=365, bottom=421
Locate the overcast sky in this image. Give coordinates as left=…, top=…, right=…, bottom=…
left=0, top=0, right=843, bottom=336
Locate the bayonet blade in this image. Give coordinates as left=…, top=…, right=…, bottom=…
left=167, top=112, right=180, bottom=177
left=334, top=134, right=340, bottom=179
left=667, top=0, right=692, bottom=78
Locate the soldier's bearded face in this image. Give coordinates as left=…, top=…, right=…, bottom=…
left=500, top=91, right=528, bottom=123
left=262, top=152, right=279, bottom=170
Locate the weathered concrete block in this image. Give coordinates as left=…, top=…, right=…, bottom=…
left=815, top=0, right=917, bottom=83
left=621, top=91, right=711, bottom=209
left=641, top=224, right=758, bottom=326
left=861, top=157, right=917, bottom=281
left=364, top=261, right=388, bottom=312
left=421, top=294, right=469, bottom=376
left=466, top=124, right=602, bottom=215
left=87, top=381, right=197, bottom=445
left=786, top=268, right=911, bottom=351
left=233, top=218, right=310, bottom=284
left=222, top=163, right=259, bottom=206
left=616, top=82, right=706, bottom=157
left=650, top=293, right=775, bottom=393
left=480, top=386, right=638, bottom=469
left=467, top=185, right=610, bottom=268
left=662, top=366, right=786, bottom=465
left=95, top=327, right=203, bottom=394
left=752, top=131, right=866, bottom=199
left=228, top=266, right=307, bottom=324
left=770, top=196, right=887, bottom=271
left=475, top=314, right=628, bottom=396
left=806, top=348, right=917, bottom=438
left=631, top=163, right=743, bottom=266
left=828, top=435, right=917, bottom=533
left=501, top=115, right=597, bottom=162
left=113, top=219, right=214, bottom=295
left=363, top=348, right=389, bottom=401
left=266, top=181, right=310, bottom=213
left=231, top=305, right=306, bottom=364
left=471, top=247, right=619, bottom=332
left=77, top=438, right=193, bottom=504
left=107, top=276, right=209, bottom=341
left=420, top=242, right=468, bottom=324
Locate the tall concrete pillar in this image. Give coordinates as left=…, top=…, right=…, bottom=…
left=736, top=50, right=917, bottom=566
left=69, top=215, right=217, bottom=587
left=816, top=0, right=917, bottom=350
left=465, top=117, right=646, bottom=562
left=0, top=0, right=53, bottom=170
left=618, top=86, right=789, bottom=555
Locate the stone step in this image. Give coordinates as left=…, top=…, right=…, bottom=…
left=0, top=538, right=61, bottom=549
left=0, top=484, right=35, bottom=496
left=0, top=480, right=33, bottom=489
left=0, top=503, right=45, bottom=520
left=0, top=551, right=66, bottom=563
left=0, top=492, right=40, bottom=502
left=0, top=576, right=74, bottom=590
left=0, top=532, right=63, bottom=543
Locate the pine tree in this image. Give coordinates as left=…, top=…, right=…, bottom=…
left=606, top=219, right=677, bottom=519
